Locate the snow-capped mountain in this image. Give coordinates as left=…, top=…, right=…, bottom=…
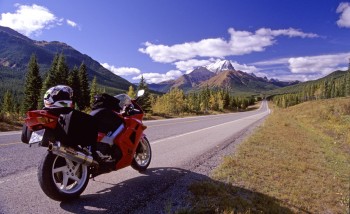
left=148, top=59, right=300, bottom=94
left=205, top=60, right=235, bottom=73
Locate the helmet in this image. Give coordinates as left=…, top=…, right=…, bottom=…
left=44, top=85, right=74, bottom=108
left=114, top=94, right=131, bottom=110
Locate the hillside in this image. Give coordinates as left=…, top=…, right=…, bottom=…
left=0, top=26, right=132, bottom=99
left=186, top=98, right=350, bottom=213
left=266, top=70, right=348, bottom=96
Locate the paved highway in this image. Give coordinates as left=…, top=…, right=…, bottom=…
left=0, top=101, right=270, bottom=214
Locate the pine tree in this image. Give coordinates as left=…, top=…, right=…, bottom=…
left=68, top=66, right=81, bottom=108
left=55, top=53, right=69, bottom=85
left=2, top=90, right=14, bottom=113
left=41, top=54, right=59, bottom=104
left=200, top=85, right=210, bottom=112
left=346, top=70, right=350, bottom=96
left=78, top=63, right=90, bottom=110
left=90, top=76, right=98, bottom=107
left=137, top=76, right=152, bottom=113
left=23, top=54, right=42, bottom=112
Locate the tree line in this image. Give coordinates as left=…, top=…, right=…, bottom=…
left=272, top=69, right=350, bottom=108
left=1, top=53, right=99, bottom=115
left=1, top=53, right=258, bottom=118
left=127, top=81, right=258, bottom=116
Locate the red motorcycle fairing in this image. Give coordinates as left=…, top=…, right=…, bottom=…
left=96, top=116, right=147, bottom=170
left=25, top=110, right=58, bottom=131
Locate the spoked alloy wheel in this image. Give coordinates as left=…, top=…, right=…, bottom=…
left=131, top=136, right=152, bottom=172
left=38, top=152, right=90, bottom=201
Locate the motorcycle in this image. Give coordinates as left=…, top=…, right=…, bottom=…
left=22, top=90, right=151, bottom=201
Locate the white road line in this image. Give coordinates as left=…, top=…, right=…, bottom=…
left=0, top=131, right=21, bottom=136
left=150, top=108, right=269, bottom=145
left=0, top=171, right=36, bottom=185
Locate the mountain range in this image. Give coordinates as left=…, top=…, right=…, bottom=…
left=0, top=26, right=301, bottom=98
left=0, top=26, right=132, bottom=93
left=149, top=60, right=300, bottom=94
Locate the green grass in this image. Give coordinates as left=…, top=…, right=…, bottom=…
left=185, top=98, right=350, bottom=213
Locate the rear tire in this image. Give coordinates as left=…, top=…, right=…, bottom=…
left=38, top=151, right=90, bottom=201
left=131, top=136, right=152, bottom=172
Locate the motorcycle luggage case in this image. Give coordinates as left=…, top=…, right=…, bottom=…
left=92, top=93, right=122, bottom=112
left=57, top=109, right=98, bottom=147
left=90, top=108, right=123, bottom=134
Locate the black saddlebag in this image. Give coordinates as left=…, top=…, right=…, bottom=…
left=91, top=93, right=122, bottom=112
left=89, top=108, right=123, bottom=134
left=57, top=109, right=98, bottom=147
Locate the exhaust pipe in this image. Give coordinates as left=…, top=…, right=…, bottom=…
left=48, top=142, right=99, bottom=167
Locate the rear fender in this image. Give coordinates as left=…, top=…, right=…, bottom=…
left=25, top=110, right=58, bottom=130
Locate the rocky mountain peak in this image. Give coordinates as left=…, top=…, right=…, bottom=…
left=205, top=60, right=235, bottom=74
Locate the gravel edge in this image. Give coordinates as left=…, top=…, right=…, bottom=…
left=135, top=115, right=269, bottom=214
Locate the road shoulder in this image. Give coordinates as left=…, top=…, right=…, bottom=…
left=135, top=115, right=269, bottom=213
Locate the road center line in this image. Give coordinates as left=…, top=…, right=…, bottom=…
left=0, top=142, right=21, bottom=147
left=150, top=109, right=269, bottom=145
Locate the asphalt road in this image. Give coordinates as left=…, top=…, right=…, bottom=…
left=0, top=101, right=270, bottom=214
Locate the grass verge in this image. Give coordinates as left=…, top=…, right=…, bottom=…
left=0, top=113, right=23, bottom=131
left=185, top=98, right=350, bottom=213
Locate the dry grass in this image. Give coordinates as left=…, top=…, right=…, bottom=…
left=186, top=98, right=350, bottom=213
left=0, top=113, right=23, bottom=131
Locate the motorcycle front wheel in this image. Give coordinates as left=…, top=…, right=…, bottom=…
left=131, top=136, right=152, bottom=172
left=38, top=151, right=90, bottom=201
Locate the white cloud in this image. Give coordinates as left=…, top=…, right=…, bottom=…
left=0, top=4, right=60, bottom=36
left=174, top=59, right=215, bottom=73
left=252, top=52, right=350, bottom=81
left=252, top=58, right=290, bottom=66
left=336, top=2, right=350, bottom=28
left=66, top=19, right=77, bottom=28
left=288, top=53, right=349, bottom=75
left=231, top=61, right=259, bottom=73
left=101, top=63, right=141, bottom=76
left=132, top=70, right=183, bottom=84
left=139, top=27, right=318, bottom=63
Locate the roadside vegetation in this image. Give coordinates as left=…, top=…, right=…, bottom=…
left=184, top=98, right=350, bottom=213
left=272, top=70, right=350, bottom=108
left=1, top=54, right=260, bottom=131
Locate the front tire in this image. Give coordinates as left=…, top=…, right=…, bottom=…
left=131, top=136, right=152, bottom=172
left=38, top=152, right=90, bottom=201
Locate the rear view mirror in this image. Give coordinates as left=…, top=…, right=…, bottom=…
left=137, top=90, right=145, bottom=98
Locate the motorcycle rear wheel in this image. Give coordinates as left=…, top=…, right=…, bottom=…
left=38, top=151, right=90, bottom=201
left=131, top=136, right=152, bottom=172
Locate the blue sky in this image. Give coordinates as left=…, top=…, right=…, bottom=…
left=0, top=0, right=350, bottom=83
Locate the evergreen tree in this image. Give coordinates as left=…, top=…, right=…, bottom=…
left=68, top=66, right=81, bottom=108
left=2, top=90, right=14, bottom=113
left=23, top=54, right=42, bottom=112
left=90, top=76, right=98, bottom=107
left=41, top=54, right=59, bottom=104
left=346, top=70, right=350, bottom=96
left=78, top=63, right=90, bottom=110
left=200, top=85, right=210, bottom=112
left=137, top=76, right=152, bottom=113
left=55, top=53, right=69, bottom=85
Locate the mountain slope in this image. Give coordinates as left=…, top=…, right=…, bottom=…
left=149, top=60, right=298, bottom=94
left=0, top=26, right=132, bottom=92
left=200, top=70, right=279, bottom=92
left=267, top=70, right=349, bottom=96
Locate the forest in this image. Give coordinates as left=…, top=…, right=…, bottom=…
left=271, top=69, right=350, bottom=108
left=0, top=54, right=259, bottom=125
